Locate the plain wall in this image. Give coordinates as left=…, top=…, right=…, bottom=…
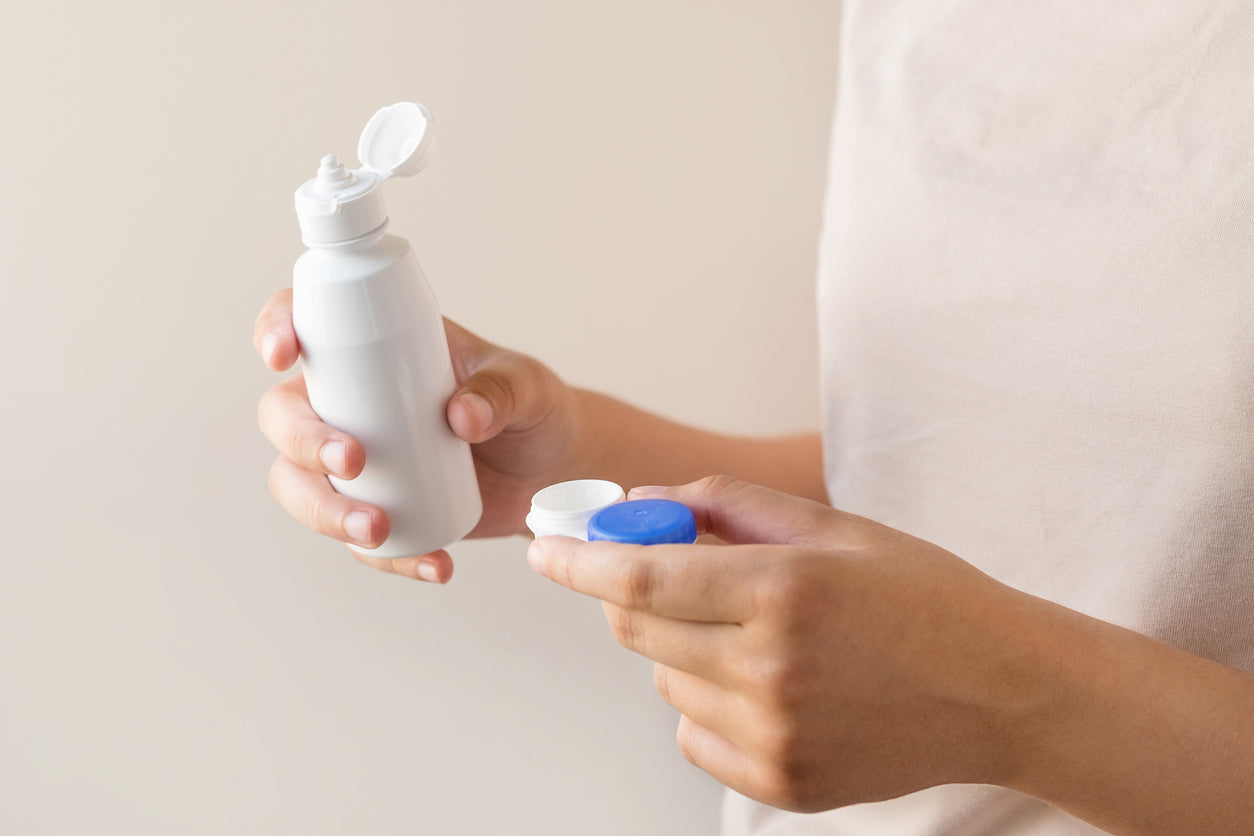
left=0, top=2, right=840, bottom=833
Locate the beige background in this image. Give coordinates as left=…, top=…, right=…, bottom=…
left=0, top=2, right=839, bottom=833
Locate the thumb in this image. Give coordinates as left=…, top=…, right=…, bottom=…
left=443, top=319, right=568, bottom=444
left=629, top=476, right=853, bottom=547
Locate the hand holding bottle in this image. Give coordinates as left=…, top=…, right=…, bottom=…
left=255, top=294, right=583, bottom=583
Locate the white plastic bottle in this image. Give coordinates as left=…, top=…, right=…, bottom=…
left=292, top=102, right=482, bottom=558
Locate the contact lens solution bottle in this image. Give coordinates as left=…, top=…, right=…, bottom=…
left=292, top=102, right=482, bottom=558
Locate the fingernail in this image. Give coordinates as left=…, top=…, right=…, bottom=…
left=344, top=510, right=373, bottom=544
left=526, top=540, right=548, bottom=577
left=261, top=332, right=280, bottom=366
left=320, top=440, right=347, bottom=476
left=628, top=485, right=667, bottom=498
left=459, top=392, right=494, bottom=432
left=417, top=562, right=440, bottom=583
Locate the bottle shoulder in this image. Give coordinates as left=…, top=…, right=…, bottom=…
left=294, top=233, right=415, bottom=284
left=293, top=230, right=441, bottom=344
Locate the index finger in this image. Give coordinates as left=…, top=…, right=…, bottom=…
left=527, top=537, right=759, bottom=623
left=253, top=288, right=298, bottom=371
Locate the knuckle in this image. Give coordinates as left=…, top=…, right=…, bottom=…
left=760, top=713, right=806, bottom=764
left=551, top=549, right=576, bottom=590
left=480, top=365, right=521, bottom=417
left=652, top=664, right=674, bottom=706
left=606, top=604, right=643, bottom=652
left=696, top=474, right=749, bottom=497
left=252, top=306, right=271, bottom=344
left=305, top=493, right=336, bottom=535
left=286, top=419, right=324, bottom=464
left=621, top=558, right=656, bottom=609
left=755, top=557, right=826, bottom=625
left=674, top=717, right=700, bottom=765
left=253, top=296, right=291, bottom=344
left=257, top=385, right=280, bottom=432
left=761, top=768, right=824, bottom=814
left=748, top=651, right=809, bottom=710
left=755, top=728, right=824, bottom=813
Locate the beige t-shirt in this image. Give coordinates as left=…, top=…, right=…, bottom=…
left=726, top=2, right=1254, bottom=834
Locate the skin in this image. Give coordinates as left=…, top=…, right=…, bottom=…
left=530, top=479, right=1254, bottom=833
left=255, top=292, right=1254, bottom=833
left=254, top=289, right=825, bottom=582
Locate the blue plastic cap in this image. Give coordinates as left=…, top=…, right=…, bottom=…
left=587, top=499, right=698, bottom=545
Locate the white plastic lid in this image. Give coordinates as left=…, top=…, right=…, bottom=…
left=294, top=102, right=437, bottom=245
left=358, top=102, right=437, bottom=179
left=526, top=480, right=626, bottom=540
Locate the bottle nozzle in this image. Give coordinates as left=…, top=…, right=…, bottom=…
left=312, top=154, right=356, bottom=194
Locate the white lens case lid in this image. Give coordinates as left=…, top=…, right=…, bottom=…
left=526, top=480, right=626, bottom=540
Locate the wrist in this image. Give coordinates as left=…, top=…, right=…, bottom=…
left=994, top=594, right=1170, bottom=804
left=990, top=591, right=1254, bottom=834
left=926, top=583, right=1075, bottom=792
left=983, top=592, right=1095, bottom=796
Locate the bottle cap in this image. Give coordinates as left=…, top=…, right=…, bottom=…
left=526, top=480, right=626, bottom=540
left=587, top=499, right=698, bottom=545
left=357, top=102, right=438, bottom=179
left=294, top=102, right=437, bottom=246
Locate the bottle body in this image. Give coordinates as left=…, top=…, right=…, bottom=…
left=293, top=232, right=482, bottom=558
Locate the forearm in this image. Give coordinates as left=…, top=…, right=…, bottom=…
left=570, top=389, right=828, bottom=504
left=1005, top=594, right=1254, bottom=834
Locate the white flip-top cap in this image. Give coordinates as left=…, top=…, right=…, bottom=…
left=294, top=102, right=437, bottom=246
left=358, top=102, right=437, bottom=178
